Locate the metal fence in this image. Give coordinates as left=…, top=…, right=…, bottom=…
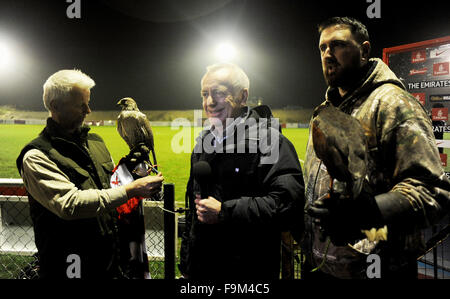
left=0, top=179, right=177, bottom=279
left=281, top=232, right=302, bottom=279
left=280, top=221, right=450, bottom=279
left=418, top=215, right=450, bottom=279
left=1, top=178, right=448, bottom=279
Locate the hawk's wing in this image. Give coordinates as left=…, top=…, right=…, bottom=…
left=117, top=110, right=154, bottom=151
left=312, top=105, right=368, bottom=197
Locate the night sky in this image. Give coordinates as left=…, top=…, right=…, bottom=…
left=0, top=0, right=449, bottom=111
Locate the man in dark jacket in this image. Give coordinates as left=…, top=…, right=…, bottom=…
left=179, top=63, right=305, bottom=279
left=303, top=17, right=450, bottom=279
left=16, top=69, right=163, bottom=279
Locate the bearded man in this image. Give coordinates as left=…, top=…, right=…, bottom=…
left=302, top=17, right=450, bottom=279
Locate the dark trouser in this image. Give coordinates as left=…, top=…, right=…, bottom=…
left=301, top=268, right=339, bottom=280
left=381, top=257, right=418, bottom=279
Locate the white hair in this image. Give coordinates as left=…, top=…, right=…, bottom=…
left=43, top=69, right=95, bottom=111
left=202, top=62, right=250, bottom=95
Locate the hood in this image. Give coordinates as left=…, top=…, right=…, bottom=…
left=326, top=58, right=406, bottom=111
left=248, top=105, right=281, bottom=132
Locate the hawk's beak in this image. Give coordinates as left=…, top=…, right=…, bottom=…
left=116, top=100, right=123, bottom=106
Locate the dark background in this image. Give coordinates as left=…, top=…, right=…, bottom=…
left=0, top=0, right=449, bottom=111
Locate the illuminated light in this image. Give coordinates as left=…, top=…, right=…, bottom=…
left=0, top=34, right=30, bottom=86
left=215, top=42, right=237, bottom=62
left=0, top=41, right=13, bottom=71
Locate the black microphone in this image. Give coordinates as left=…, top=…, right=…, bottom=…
left=192, top=161, right=212, bottom=199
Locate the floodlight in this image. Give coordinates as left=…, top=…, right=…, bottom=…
left=0, top=40, right=13, bottom=71
left=215, top=42, right=237, bottom=62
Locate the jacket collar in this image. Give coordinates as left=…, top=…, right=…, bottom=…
left=326, top=59, right=376, bottom=107
left=42, top=118, right=91, bottom=145
left=325, top=58, right=405, bottom=111
left=209, top=107, right=250, bottom=144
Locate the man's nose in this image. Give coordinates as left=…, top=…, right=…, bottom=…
left=206, top=94, right=216, bottom=106
left=322, top=46, right=333, bottom=58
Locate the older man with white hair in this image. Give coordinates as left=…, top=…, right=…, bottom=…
left=16, top=69, right=163, bottom=279
left=179, top=63, right=305, bottom=279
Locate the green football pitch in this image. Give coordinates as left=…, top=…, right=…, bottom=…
left=0, top=124, right=309, bottom=207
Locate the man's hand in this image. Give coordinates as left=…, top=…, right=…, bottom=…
left=125, top=173, right=163, bottom=199
left=307, top=196, right=362, bottom=245
left=124, top=143, right=150, bottom=170
left=306, top=182, right=382, bottom=246
left=195, top=196, right=222, bottom=224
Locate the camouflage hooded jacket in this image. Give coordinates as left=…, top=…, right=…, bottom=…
left=303, top=58, right=450, bottom=278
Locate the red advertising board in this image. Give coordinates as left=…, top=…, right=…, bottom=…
left=433, top=62, right=449, bottom=76
left=440, top=153, right=448, bottom=167
left=384, top=37, right=450, bottom=279
left=432, top=107, right=449, bottom=121
left=411, top=50, right=426, bottom=63
left=411, top=92, right=426, bottom=106
left=383, top=35, right=450, bottom=174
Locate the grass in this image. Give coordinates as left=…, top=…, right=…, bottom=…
left=2, top=122, right=448, bottom=279
left=3, top=123, right=449, bottom=204
left=0, top=105, right=314, bottom=124
left=0, top=124, right=309, bottom=279
left=0, top=255, right=36, bottom=279
left=0, top=124, right=309, bottom=206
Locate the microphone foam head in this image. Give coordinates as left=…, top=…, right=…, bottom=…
left=192, top=161, right=212, bottom=180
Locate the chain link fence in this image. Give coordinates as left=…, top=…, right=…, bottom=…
left=418, top=215, right=450, bottom=279
left=281, top=228, right=450, bottom=279
left=281, top=232, right=302, bottom=279
left=0, top=179, right=176, bottom=279
left=2, top=178, right=448, bottom=279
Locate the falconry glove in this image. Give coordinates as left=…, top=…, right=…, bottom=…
left=123, top=142, right=150, bottom=175
left=307, top=181, right=384, bottom=246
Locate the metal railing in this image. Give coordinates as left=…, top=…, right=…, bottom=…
left=1, top=178, right=448, bottom=279
left=280, top=220, right=450, bottom=279
left=418, top=215, right=450, bottom=279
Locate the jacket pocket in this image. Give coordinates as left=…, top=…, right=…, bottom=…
left=65, top=166, right=92, bottom=189
left=218, top=153, right=260, bottom=199
left=101, top=161, right=115, bottom=176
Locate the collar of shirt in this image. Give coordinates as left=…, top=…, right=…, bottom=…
left=209, top=107, right=249, bottom=146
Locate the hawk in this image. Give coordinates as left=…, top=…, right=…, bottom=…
left=312, top=105, right=387, bottom=244
left=117, top=97, right=157, bottom=172
left=115, top=97, right=158, bottom=278
left=311, top=104, right=368, bottom=198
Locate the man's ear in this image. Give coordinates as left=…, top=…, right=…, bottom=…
left=240, top=89, right=248, bottom=105
left=361, top=41, right=371, bottom=63
left=49, top=99, right=58, bottom=112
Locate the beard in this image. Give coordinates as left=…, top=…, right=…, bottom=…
left=323, top=55, right=362, bottom=89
